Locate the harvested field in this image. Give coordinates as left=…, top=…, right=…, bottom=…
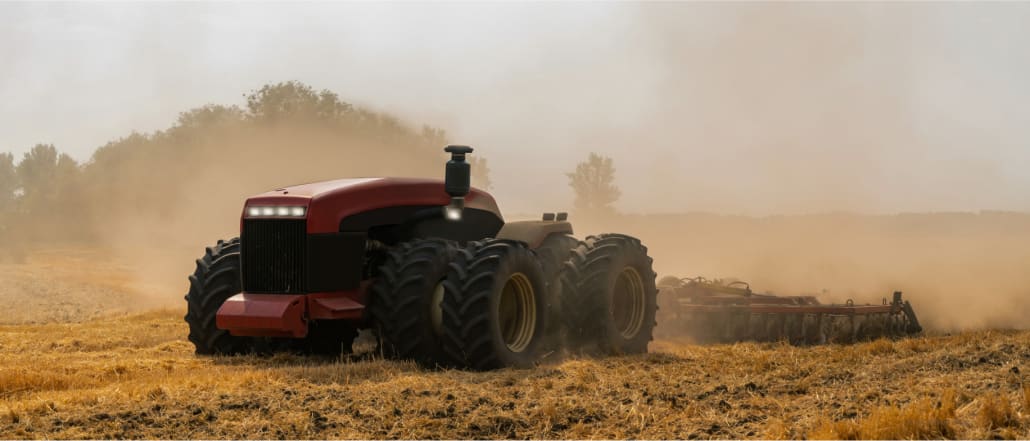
left=0, top=249, right=155, bottom=325
left=1, top=250, right=1029, bottom=439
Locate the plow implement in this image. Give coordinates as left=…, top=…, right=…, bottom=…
left=657, top=277, right=922, bottom=344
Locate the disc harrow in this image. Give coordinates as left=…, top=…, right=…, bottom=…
left=657, top=277, right=922, bottom=344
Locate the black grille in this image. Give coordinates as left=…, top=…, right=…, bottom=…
left=242, top=219, right=307, bottom=293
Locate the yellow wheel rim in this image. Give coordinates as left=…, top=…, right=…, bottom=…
left=498, top=272, right=536, bottom=353
left=430, top=282, right=445, bottom=337
left=612, top=267, right=646, bottom=339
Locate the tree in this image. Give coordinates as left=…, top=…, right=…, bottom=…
left=17, top=144, right=59, bottom=200
left=16, top=144, right=79, bottom=216
left=0, top=152, right=21, bottom=260
left=174, top=104, right=245, bottom=132
left=0, top=152, right=16, bottom=213
left=566, top=153, right=621, bottom=215
left=471, top=156, right=492, bottom=190
left=244, top=81, right=353, bottom=123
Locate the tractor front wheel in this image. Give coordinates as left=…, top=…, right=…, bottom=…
left=368, top=238, right=460, bottom=366
left=185, top=238, right=253, bottom=355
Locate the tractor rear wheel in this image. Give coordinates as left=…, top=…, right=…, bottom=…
left=561, top=234, right=658, bottom=355
left=369, top=238, right=460, bottom=366
left=533, top=234, right=579, bottom=352
left=441, top=239, right=548, bottom=370
left=185, top=238, right=254, bottom=355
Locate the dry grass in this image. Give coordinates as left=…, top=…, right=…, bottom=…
left=1024, top=384, right=1030, bottom=413
left=979, top=393, right=1018, bottom=431
left=1, top=314, right=1029, bottom=439
left=808, top=392, right=957, bottom=439
left=0, top=249, right=168, bottom=325
left=1, top=251, right=1029, bottom=439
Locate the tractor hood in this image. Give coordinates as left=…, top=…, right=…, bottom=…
left=242, top=177, right=502, bottom=234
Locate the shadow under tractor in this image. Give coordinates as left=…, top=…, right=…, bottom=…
left=185, top=146, right=658, bottom=370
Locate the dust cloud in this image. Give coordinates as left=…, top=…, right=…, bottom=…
left=575, top=213, right=1030, bottom=332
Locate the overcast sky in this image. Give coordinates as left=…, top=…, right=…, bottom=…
left=2, top=2, right=1029, bottom=215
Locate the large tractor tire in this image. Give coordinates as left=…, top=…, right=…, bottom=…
left=368, top=238, right=460, bottom=366
left=185, top=238, right=254, bottom=355
left=561, top=234, right=658, bottom=355
left=441, top=239, right=549, bottom=370
left=533, top=233, right=579, bottom=352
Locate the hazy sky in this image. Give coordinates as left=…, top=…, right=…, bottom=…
left=2, top=2, right=1029, bottom=215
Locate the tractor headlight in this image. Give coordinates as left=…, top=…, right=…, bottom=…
left=246, top=205, right=307, bottom=218
left=444, top=205, right=463, bottom=221
left=444, top=197, right=464, bottom=221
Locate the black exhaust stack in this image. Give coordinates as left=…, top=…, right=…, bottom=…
left=444, top=145, right=473, bottom=220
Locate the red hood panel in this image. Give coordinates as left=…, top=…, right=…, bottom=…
left=250, top=178, right=382, bottom=199
left=244, top=177, right=502, bottom=233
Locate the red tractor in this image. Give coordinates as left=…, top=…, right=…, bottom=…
left=185, top=146, right=658, bottom=370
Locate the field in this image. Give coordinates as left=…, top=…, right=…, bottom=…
left=1, top=250, right=1029, bottom=439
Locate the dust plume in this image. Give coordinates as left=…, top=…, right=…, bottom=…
left=575, top=212, right=1030, bottom=332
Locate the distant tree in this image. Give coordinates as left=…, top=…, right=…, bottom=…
left=420, top=126, right=445, bottom=145
left=0, top=152, right=16, bottom=214
left=566, top=152, right=621, bottom=215
left=16, top=144, right=79, bottom=216
left=471, top=156, right=492, bottom=190
left=0, top=152, right=21, bottom=260
left=244, top=81, right=353, bottom=123
left=55, top=153, right=80, bottom=192
left=174, top=104, right=245, bottom=131
left=89, top=132, right=150, bottom=168
left=17, top=144, right=59, bottom=200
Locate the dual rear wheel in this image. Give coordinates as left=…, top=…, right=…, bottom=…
left=370, top=238, right=549, bottom=369
left=372, top=234, right=657, bottom=370
left=561, top=234, right=658, bottom=355
left=440, top=239, right=548, bottom=370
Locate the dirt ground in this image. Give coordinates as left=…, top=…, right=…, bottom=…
left=0, top=249, right=151, bottom=325
left=1, top=250, right=1029, bottom=439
